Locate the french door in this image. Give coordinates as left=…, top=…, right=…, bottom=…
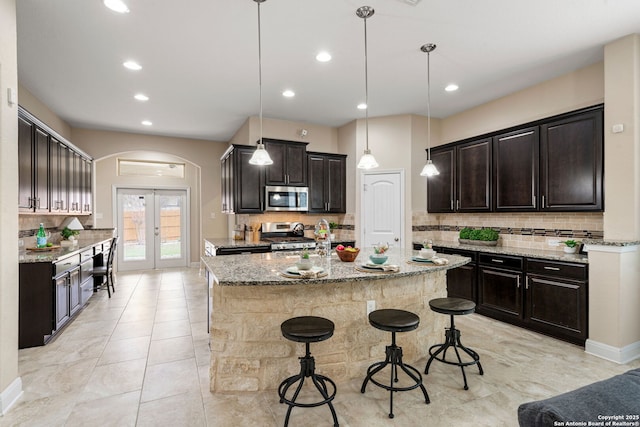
left=116, top=188, right=189, bottom=271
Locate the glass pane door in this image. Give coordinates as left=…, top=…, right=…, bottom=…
left=155, top=190, right=187, bottom=268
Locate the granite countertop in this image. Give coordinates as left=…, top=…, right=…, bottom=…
left=19, top=237, right=111, bottom=264
left=202, top=249, right=470, bottom=286
left=581, top=239, right=640, bottom=247
left=421, top=241, right=589, bottom=264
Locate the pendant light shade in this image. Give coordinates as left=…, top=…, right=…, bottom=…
left=356, top=6, right=378, bottom=170
left=420, top=43, right=439, bottom=177
left=248, top=0, right=273, bottom=166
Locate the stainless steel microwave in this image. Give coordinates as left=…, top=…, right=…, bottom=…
left=264, top=186, right=309, bottom=212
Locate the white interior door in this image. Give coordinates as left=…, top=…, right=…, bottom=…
left=116, top=188, right=188, bottom=271
left=361, top=171, right=404, bottom=249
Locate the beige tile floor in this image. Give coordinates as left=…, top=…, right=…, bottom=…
left=2, top=267, right=639, bottom=426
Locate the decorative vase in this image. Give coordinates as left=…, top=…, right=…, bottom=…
left=563, top=246, right=577, bottom=254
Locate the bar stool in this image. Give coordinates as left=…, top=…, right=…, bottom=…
left=424, top=297, right=484, bottom=390
left=278, top=316, right=339, bottom=427
left=361, top=309, right=430, bottom=419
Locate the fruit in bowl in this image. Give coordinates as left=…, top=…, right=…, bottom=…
left=369, top=254, right=388, bottom=264
left=335, top=245, right=360, bottom=262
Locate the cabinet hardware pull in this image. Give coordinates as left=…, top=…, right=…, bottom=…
left=456, top=200, right=460, bottom=210
left=542, top=195, right=545, bottom=208
left=544, top=266, right=560, bottom=271
left=532, top=195, right=535, bottom=206
left=499, top=131, right=534, bottom=141
left=491, top=259, right=504, bottom=263
left=526, top=277, right=529, bottom=289
left=450, top=200, right=453, bottom=211
left=517, top=276, right=520, bottom=288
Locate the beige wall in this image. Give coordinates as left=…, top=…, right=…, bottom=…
left=17, top=84, right=72, bottom=141
left=240, top=116, right=340, bottom=153
left=0, top=0, right=20, bottom=412
left=71, top=128, right=228, bottom=264
left=604, top=34, right=640, bottom=240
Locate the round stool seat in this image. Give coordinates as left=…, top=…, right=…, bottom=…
left=429, top=297, right=475, bottom=316
left=369, top=309, right=420, bottom=333
left=281, top=316, right=334, bottom=343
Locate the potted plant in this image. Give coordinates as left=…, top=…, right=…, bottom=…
left=329, top=222, right=338, bottom=240
left=296, top=249, right=313, bottom=270
left=420, top=240, right=436, bottom=259
left=459, top=227, right=500, bottom=246
left=60, top=227, right=80, bottom=247
left=560, top=239, right=580, bottom=254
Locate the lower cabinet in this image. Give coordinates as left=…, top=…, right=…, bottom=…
left=54, top=266, right=80, bottom=330
left=477, top=254, right=524, bottom=322
left=437, top=247, right=477, bottom=302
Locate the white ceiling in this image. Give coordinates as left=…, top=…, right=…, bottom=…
left=16, top=0, right=640, bottom=142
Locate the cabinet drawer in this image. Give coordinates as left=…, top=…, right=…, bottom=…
left=526, top=259, right=587, bottom=281
left=442, top=248, right=477, bottom=262
left=54, top=255, right=79, bottom=276
left=479, top=253, right=523, bottom=270
left=80, top=249, right=93, bottom=263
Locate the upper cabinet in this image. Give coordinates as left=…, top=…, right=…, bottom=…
left=220, top=144, right=264, bottom=214
left=427, top=105, right=603, bottom=214
left=493, top=127, right=539, bottom=211
left=540, top=109, right=603, bottom=211
left=427, top=138, right=492, bottom=213
left=263, top=139, right=308, bottom=186
left=307, top=152, right=346, bottom=213
left=18, top=107, right=92, bottom=215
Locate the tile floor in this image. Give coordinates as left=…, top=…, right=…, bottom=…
left=2, top=267, right=638, bottom=426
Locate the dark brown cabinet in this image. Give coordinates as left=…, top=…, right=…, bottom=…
left=540, top=109, right=603, bottom=211
left=18, top=108, right=92, bottom=214
left=307, top=152, right=346, bottom=213
left=477, top=254, right=524, bottom=322
left=525, top=259, right=588, bottom=345
left=263, top=139, right=308, bottom=186
left=493, top=127, right=539, bottom=211
left=443, top=248, right=477, bottom=302
left=427, top=138, right=491, bottom=213
left=427, top=148, right=455, bottom=213
left=220, top=145, right=264, bottom=214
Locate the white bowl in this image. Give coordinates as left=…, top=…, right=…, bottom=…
left=296, top=260, right=313, bottom=270
left=419, top=248, right=436, bottom=259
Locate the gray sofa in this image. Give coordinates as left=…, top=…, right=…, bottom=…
left=518, top=368, right=640, bottom=426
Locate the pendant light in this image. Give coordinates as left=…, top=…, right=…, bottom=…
left=420, top=43, right=439, bottom=177
left=356, top=6, right=379, bottom=170
left=248, top=0, right=273, bottom=166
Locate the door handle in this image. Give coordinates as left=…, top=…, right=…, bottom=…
left=491, top=259, right=504, bottom=263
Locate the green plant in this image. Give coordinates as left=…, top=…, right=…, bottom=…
left=459, top=227, right=499, bottom=241
left=561, top=239, right=579, bottom=248
left=329, top=222, right=338, bottom=231
left=422, top=240, right=433, bottom=249
left=301, top=249, right=310, bottom=259
left=60, top=227, right=80, bottom=240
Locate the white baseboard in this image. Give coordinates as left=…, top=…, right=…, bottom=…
left=0, top=376, right=23, bottom=415
left=585, top=339, right=640, bottom=364
left=190, top=262, right=200, bottom=269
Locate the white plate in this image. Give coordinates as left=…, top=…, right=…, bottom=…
left=286, top=266, right=325, bottom=275
left=411, top=256, right=435, bottom=263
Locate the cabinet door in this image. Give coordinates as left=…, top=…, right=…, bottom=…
left=525, top=275, right=587, bottom=344
left=307, top=154, right=326, bottom=212
left=326, top=156, right=346, bottom=213
left=34, top=127, right=50, bottom=212
left=18, top=116, right=35, bottom=211
left=69, top=268, right=81, bottom=316
left=234, top=147, right=264, bottom=213
left=285, top=143, right=307, bottom=186
left=263, top=139, right=307, bottom=186
left=540, top=109, right=603, bottom=211
left=69, top=152, right=82, bottom=213
left=427, top=147, right=455, bottom=213
left=457, top=138, right=491, bottom=212
left=49, top=138, right=69, bottom=213
left=81, top=157, right=92, bottom=213
left=477, top=267, right=523, bottom=321
left=493, top=127, right=539, bottom=211
left=54, top=274, right=70, bottom=330
left=264, top=141, right=286, bottom=185
left=220, top=153, right=230, bottom=213
left=447, top=263, right=476, bottom=302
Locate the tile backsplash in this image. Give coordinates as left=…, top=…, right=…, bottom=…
left=412, top=211, right=603, bottom=252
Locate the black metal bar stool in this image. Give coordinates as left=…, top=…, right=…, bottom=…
left=424, top=297, right=484, bottom=390
left=361, top=309, right=430, bottom=419
left=278, top=316, right=339, bottom=427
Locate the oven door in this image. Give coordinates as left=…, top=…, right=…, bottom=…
left=265, top=186, right=308, bottom=211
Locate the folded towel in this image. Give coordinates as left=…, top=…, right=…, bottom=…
left=431, top=257, right=449, bottom=265
left=298, top=270, right=319, bottom=278
left=381, top=264, right=399, bottom=272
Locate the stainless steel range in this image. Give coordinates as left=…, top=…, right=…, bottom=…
left=260, top=222, right=316, bottom=251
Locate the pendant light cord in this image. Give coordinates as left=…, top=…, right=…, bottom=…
left=364, top=16, right=369, bottom=152
left=257, top=1, right=263, bottom=147
left=426, top=50, right=431, bottom=160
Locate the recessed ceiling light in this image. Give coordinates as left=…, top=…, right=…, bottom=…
left=357, top=103, right=367, bottom=110
left=123, top=61, right=142, bottom=71
left=316, top=52, right=332, bottom=62
left=141, top=120, right=152, bottom=126
left=103, top=0, right=129, bottom=13
left=445, top=84, right=459, bottom=92
left=282, top=90, right=295, bottom=98
left=134, top=93, right=149, bottom=101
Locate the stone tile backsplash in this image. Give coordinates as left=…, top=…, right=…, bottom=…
left=412, top=211, right=603, bottom=252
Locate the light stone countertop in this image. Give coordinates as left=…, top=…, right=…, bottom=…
left=201, top=249, right=470, bottom=286
left=204, top=237, right=356, bottom=249
left=581, top=239, right=640, bottom=247
left=19, top=237, right=112, bottom=264
left=419, top=241, right=589, bottom=264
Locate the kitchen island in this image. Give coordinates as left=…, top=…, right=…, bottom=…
left=201, top=250, right=469, bottom=392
